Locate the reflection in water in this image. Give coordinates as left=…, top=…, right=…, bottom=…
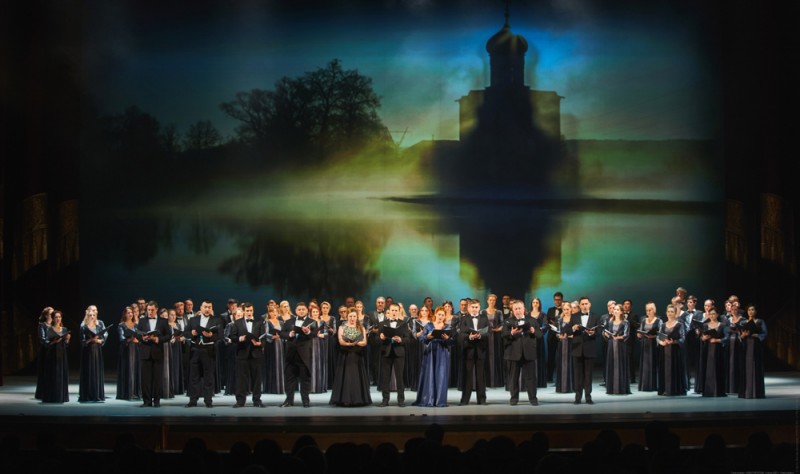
left=85, top=187, right=723, bottom=316
left=218, top=220, right=387, bottom=298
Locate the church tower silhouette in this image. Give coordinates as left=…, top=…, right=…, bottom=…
left=436, top=4, right=564, bottom=196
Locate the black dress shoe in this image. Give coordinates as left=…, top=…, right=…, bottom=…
left=530, top=399, right=539, bottom=406
left=205, top=402, right=213, bottom=408
left=140, top=402, right=152, bottom=408
left=586, top=398, right=594, bottom=405
left=185, top=402, right=197, bottom=408
left=280, top=401, right=294, bottom=407
left=573, top=399, right=581, bottom=405
left=397, top=401, right=406, bottom=407
left=253, top=401, right=263, bottom=408
left=477, top=401, right=488, bottom=406
left=458, top=401, right=469, bottom=406
left=378, top=401, right=389, bottom=407
left=153, top=402, right=161, bottom=407
left=233, top=403, right=244, bottom=408
left=510, top=400, right=518, bottom=406
left=302, top=402, right=310, bottom=408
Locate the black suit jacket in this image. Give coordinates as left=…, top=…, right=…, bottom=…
left=502, top=315, right=543, bottom=361
left=567, top=312, right=600, bottom=358
left=377, top=319, right=410, bottom=357
left=187, top=314, right=223, bottom=354
left=228, top=317, right=266, bottom=360
left=281, top=316, right=317, bottom=368
left=546, top=306, right=563, bottom=325
left=136, top=317, right=169, bottom=360
left=458, top=314, right=490, bottom=359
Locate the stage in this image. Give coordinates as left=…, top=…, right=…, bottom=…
left=1, top=372, right=797, bottom=453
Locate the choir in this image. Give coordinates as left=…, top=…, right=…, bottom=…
left=33, top=291, right=769, bottom=406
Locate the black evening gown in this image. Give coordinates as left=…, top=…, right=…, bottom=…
left=42, top=327, right=70, bottom=403
left=450, top=315, right=462, bottom=389
left=657, top=322, right=687, bottom=396
left=554, top=319, right=573, bottom=393
left=35, top=322, right=49, bottom=400
left=162, top=340, right=172, bottom=398
left=311, top=320, right=329, bottom=393
left=739, top=319, right=767, bottom=399
left=263, top=321, right=286, bottom=394
left=329, top=326, right=372, bottom=406
left=324, top=317, right=338, bottom=390
left=483, top=309, right=505, bottom=388
left=533, top=314, right=548, bottom=388
left=637, top=318, right=662, bottom=392
left=726, top=318, right=746, bottom=394
left=223, top=322, right=237, bottom=395
left=116, top=325, right=141, bottom=400
left=168, top=331, right=185, bottom=396
left=604, top=321, right=631, bottom=395
left=404, top=318, right=422, bottom=391
left=700, top=323, right=728, bottom=397
left=78, top=322, right=107, bottom=402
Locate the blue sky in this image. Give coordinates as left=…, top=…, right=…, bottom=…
left=82, top=0, right=720, bottom=146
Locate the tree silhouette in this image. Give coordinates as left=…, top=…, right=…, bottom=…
left=184, top=120, right=222, bottom=150
left=220, top=59, right=391, bottom=164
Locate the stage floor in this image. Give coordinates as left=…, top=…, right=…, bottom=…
left=1, top=372, right=798, bottom=452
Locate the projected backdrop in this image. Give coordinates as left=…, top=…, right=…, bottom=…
left=81, top=1, right=724, bottom=314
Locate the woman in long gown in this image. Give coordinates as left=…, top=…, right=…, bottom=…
left=42, top=310, right=71, bottom=403
left=167, top=308, right=186, bottom=397
left=329, top=308, right=371, bottom=407
left=604, top=304, right=631, bottom=395
left=414, top=306, right=454, bottom=407
left=700, top=308, right=728, bottom=397
left=529, top=297, right=548, bottom=389
left=116, top=306, right=142, bottom=400
left=320, top=301, right=338, bottom=390
left=482, top=294, right=505, bottom=389
left=35, top=307, right=54, bottom=400
left=554, top=302, right=574, bottom=394
left=413, top=305, right=432, bottom=391
left=444, top=301, right=461, bottom=389
left=726, top=308, right=746, bottom=394
left=156, top=308, right=175, bottom=398
left=78, top=305, right=107, bottom=403
left=404, top=304, right=422, bottom=391
left=262, top=307, right=286, bottom=395
left=658, top=304, right=687, bottom=396
left=738, top=304, right=767, bottom=399
left=637, top=301, right=662, bottom=392
left=309, top=304, right=328, bottom=394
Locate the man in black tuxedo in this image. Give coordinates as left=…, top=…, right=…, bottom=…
left=458, top=298, right=489, bottom=405
left=281, top=302, right=316, bottom=407
left=377, top=303, right=410, bottom=407
left=567, top=296, right=599, bottom=404
left=545, top=291, right=564, bottom=383
left=186, top=299, right=222, bottom=408
left=228, top=302, right=265, bottom=408
left=503, top=299, right=543, bottom=406
left=136, top=301, right=169, bottom=407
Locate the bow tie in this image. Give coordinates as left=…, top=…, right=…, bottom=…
left=472, top=316, right=478, bottom=319
left=245, top=319, right=254, bottom=323
left=149, top=317, right=156, bottom=320
left=582, top=314, right=589, bottom=316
